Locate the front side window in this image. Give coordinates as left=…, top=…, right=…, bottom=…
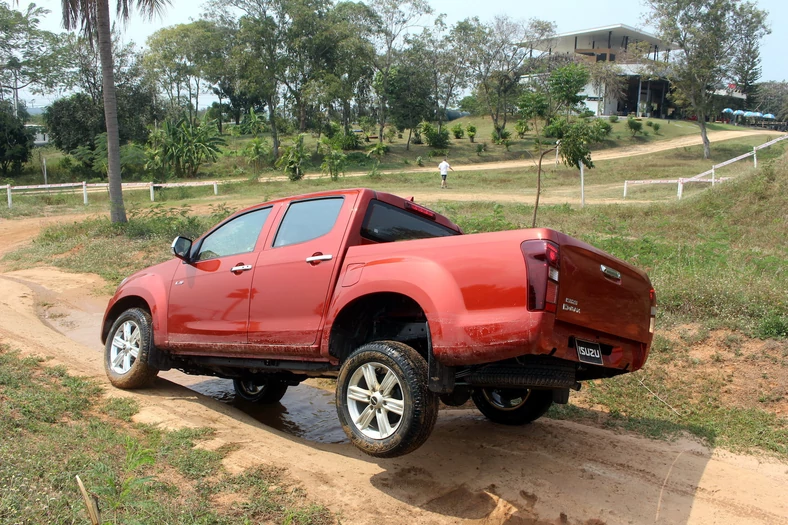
left=195, top=207, right=271, bottom=261
left=273, top=197, right=344, bottom=247
left=361, top=200, right=459, bottom=243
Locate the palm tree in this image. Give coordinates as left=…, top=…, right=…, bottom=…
left=61, top=0, right=169, bottom=223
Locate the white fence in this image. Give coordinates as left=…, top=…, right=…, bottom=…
left=5, top=179, right=221, bottom=208
left=624, top=134, right=788, bottom=199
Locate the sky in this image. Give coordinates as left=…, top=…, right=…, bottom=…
left=20, top=0, right=788, bottom=107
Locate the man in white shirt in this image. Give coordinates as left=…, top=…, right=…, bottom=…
left=438, top=157, right=453, bottom=189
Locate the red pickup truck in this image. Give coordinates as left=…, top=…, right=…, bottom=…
left=102, top=188, right=655, bottom=457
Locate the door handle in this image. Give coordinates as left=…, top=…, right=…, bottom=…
left=231, top=264, right=253, bottom=272
left=305, top=254, right=333, bottom=263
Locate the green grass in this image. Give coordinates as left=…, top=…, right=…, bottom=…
left=0, top=345, right=334, bottom=525
left=548, top=368, right=788, bottom=456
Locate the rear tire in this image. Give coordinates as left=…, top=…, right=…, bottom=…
left=233, top=378, right=289, bottom=404
left=104, top=308, right=159, bottom=389
left=472, top=388, right=553, bottom=425
left=336, top=340, right=438, bottom=458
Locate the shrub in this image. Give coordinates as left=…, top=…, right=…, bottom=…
left=757, top=313, right=788, bottom=339
left=543, top=118, right=570, bottom=139
left=416, top=155, right=424, bottom=166
left=476, top=143, right=486, bottom=156
left=466, top=123, right=477, bottom=142
left=653, top=122, right=661, bottom=134
left=421, top=121, right=450, bottom=148
left=646, top=120, right=654, bottom=127
left=627, top=117, right=643, bottom=137
left=491, top=128, right=511, bottom=144
left=591, top=120, right=613, bottom=141
left=514, top=119, right=530, bottom=138
left=608, top=114, right=619, bottom=123
left=451, top=123, right=465, bottom=139
left=330, top=131, right=361, bottom=151
left=384, top=126, right=397, bottom=143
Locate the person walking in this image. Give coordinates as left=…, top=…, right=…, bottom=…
left=438, top=157, right=453, bottom=189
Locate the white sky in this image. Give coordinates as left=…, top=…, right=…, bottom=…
left=20, top=0, right=788, bottom=107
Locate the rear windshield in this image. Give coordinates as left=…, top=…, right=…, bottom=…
left=361, top=200, right=460, bottom=243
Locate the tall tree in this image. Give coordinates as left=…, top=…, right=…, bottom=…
left=143, top=20, right=222, bottom=122
left=0, top=99, right=33, bottom=176
left=61, top=0, right=170, bottom=223
left=731, top=3, right=769, bottom=107
left=755, top=81, right=788, bottom=120
left=0, top=2, right=66, bottom=117
left=647, top=0, right=768, bottom=159
left=383, top=62, right=433, bottom=149
left=461, top=16, right=555, bottom=136
left=408, top=17, right=472, bottom=131
left=368, top=0, right=432, bottom=143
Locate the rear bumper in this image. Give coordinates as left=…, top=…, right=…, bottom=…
left=433, top=313, right=651, bottom=375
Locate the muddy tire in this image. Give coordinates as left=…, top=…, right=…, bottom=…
left=104, top=308, right=159, bottom=389
left=336, top=340, right=438, bottom=458
left=472, top=388, right=553, bottom=425
left=233, top=378, right=288, bottom=404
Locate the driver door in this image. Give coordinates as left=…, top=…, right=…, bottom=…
left=167, top=207, right=273, bottom=349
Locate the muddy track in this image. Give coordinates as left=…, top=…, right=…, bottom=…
left=1, top=266, right=787, bottom=524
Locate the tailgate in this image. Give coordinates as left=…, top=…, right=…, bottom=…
left=556, top=240, right=652, bottom=343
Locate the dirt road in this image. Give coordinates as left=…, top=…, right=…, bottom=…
left=1, top=266, right=787, bottom=523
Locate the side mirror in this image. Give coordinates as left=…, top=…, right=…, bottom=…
left=171, top=236, right=193, bottom=261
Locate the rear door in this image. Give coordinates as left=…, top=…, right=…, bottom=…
left=248, top=195, right=355, bottom=351
left=167, top=207, right=273, bottom=346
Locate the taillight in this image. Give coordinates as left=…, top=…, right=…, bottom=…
left=649, top=287, right=657, bottom=333
left=521, top=240, right=560, bottom=312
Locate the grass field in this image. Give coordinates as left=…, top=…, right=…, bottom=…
left=0, top=346, right=334, bottom=524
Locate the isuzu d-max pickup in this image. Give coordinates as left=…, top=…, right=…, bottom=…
left=102, top=188, right=656, bottom=457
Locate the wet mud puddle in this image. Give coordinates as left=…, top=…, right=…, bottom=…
left=187, top=377, right=348, bottom=444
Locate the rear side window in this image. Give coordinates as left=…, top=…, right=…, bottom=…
left=273, top=197, right=344, bottom=247
left=361, top=200, right=459, bottom=243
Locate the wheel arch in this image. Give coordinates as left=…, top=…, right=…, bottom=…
left=326, top=291, right=432, bottom=364
left=102, top=295, right=152, bottom=345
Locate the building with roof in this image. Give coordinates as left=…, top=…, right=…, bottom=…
left=533, top=24, right=674, bottom=117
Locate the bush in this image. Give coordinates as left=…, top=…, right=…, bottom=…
left=451, top=123, right=465, bottom=139
left=491, top=128, right=511, bottom=144
left=330, top=131, right=361, bottom=151
left=591, top=120, right=613, bottom=141
left=543, top=118, right=570, bottom=139
left=608, top=114, right=619, bottom=123
left=514, top=119, right=530, bottom=138
left=646, top=120, right=654, bottom=127
left=421, top=121, right=450, bottom=148
left=757, top=313, right=788, bottom=339
left=653, top=122, right=661, bottom=134
left=384, top=126, right=397, bottom=143
left=476, top=143, right=486, bottom=156
left=627, top=117, right=643, bottom=137
left=466, top=123, right=477, bottom=143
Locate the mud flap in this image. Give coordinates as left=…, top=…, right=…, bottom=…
left=552, top=388, right=570, bottom=404
left=427, top=324, right=454, bottom=394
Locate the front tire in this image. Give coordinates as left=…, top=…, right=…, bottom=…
left=472, top=388, right=553, bottom=425
left=336, top=340, right=438, bottom=458
left=105, top=308, right=159, bottom=389
left=233, top=377, right=288, bottom=404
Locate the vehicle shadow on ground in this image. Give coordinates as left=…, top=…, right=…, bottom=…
left=175, top=378, right=712, bottom=525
